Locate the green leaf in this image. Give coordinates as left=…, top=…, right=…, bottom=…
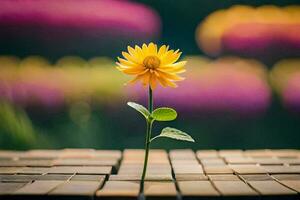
left=127, top=102, right=150, bottom=119
left=152, top=107, right=177, bottom=121
left=151, top=127, right=195, bottom=142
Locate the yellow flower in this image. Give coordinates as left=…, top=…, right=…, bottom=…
left=116, top=43, right=186, bottom=89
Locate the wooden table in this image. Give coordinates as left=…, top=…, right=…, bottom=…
left=0, top=148, right=300, bottom=199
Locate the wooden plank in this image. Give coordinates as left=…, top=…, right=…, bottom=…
left=240, top=174, right=274, bottom=181
left=244, top=150, right=273, bottom=157
left=25, top=149, right=61, bottom=159
left=0, top=167, right=24, bottom=174
left=169, top=149, right=196, bottom=160
left=229, top=164, right=267, bottom=174
left=50, top=180, right=102, bottom=196
left=278, top=180, right=300, bottom=193
left=0, top=174, right=72, bottom=181
left=213, top=180, right=258, bottom=196
left=94, top=150, right=122, bottom=160
left=71, top=175, right=105, bottom=182
left=38, top=174, right=73, bottom=181
left=0, top=160, right=54, bottom=167
left=175, top=174, right=208, bottom=181
left=59, top=148, right=96, bottom=159
left=208, top=174, right=240, bottom=181
left=18, top=167, right=51, bottom=174
left=196, top=150, right=219, bottom=159
left=172, top=164, right=203, bottom=175
left=252, top=158, right=282, bottom=165
left=218, top=150, right=244, bottom=157
left=277, top=158, right=300, bottom=164
left=53, top=158, right=118, bottom=166
left=0, top=182, right=28, bottom=194
left=262, top=166, right=300, bottom=174
left=121, top=156, right=169, bottom=164
left=14, top=180, right=64, bottom=195
left=225, top=157, right=255, bottom=164
left=144, top=181, right=177, bottom=200
left=0, top=150, right=24, bottom=159
left=203, top=165, right=233, bottom=174
left=117, top=164, right=172, bottom=176
left=123, top=149, right=168, bottom=161
left=200, top=158, right=226, bottom=166
left=47, top=166, right=112, bottom=174
left=0, top=174, right=41, bottom=182
left=96, top=181, right=140, bottom=199
left=171, top=159, right=199, bottom=165
left=178, top=181, right=220, bottom=197
left=109, top=174, right=173, bottom=181
left=272, top=174, right=300, bottom=180
left=248, top=180, right=297, bottom=195
left=270, top=149, right=300, bottom=158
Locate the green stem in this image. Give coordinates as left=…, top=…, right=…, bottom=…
left=140, top=86, right=153, bottom=192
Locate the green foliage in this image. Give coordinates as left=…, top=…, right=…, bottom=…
left=127, top=101, right=194, bottom=144
left=151, top=127, right=195, bottom=142
left=0, top=102, right=36, bottom=148
left=127, top=102, right=150, bottom=119
left=152, top=107, right=177, bottom=121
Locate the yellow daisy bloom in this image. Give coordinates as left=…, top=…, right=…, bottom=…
left=116, top=43, right=186, bottom=89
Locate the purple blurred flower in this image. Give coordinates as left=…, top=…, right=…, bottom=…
left=0, top=81, right=64, bottom=109
left=126, top=61, right=271, bottom=116
left=222, top=23, right=300, bottom=63
left=0, top=0, right=161, bottom=55
left=282, top=73, right=300, bottom=113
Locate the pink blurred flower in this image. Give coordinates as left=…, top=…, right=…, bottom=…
left=127, top=60, right=271, bottom=116
left=282, top=73, right=300, bottom=113
left=0, top=81, right=64, bottom=109
left=223, top=24, right=300, bottom=62
left=0, top=0, right=161, bottom=54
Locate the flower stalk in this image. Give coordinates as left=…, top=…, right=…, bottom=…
left=140, top=86, right=153, bottom=192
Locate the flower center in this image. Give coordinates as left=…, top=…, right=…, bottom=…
left=143, top=56, right=160, bottom=69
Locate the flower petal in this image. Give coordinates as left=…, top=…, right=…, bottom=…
left=116, top=62, right=139, bottom=69
left=159, top=61, right=187, bottom=73
left=141, top=72, right=151, bottom=86
left=122, top=51, right=140, bottom=64
left=148, top=42, right=157, bottom=55
left=157, top=76, right=177, bottom=88
left=157, top=45, right=167, bottom=57
left=117, top=63, right=147, bottom=75
left=135, top=45, right=144, bottom=57
left=127, top=46, right=136, bottom=57
left=161, top=51, right=182, bottom=65
left=142, top=44, right=148, bottom=56
left=126, top=75, right=143, bottom=85
left=117, top=57, right=138, bottom=68
left=149, top=74, right=157, bottom=89
left=158, top=71, right=185, bottom=81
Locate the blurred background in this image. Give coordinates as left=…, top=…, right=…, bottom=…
left=0, top=0, right=299, bottom=150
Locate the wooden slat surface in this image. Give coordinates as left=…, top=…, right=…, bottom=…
left=213, top=180, right=258, bottom=196
left=96, top=181, right=140, bottom=199
left=0, top=182, right=28, bottom=194
left=248, top=180, right=297, bottom=195
left=0, top=148, right=299, bottom=199
left=278, top=181, right=300, bottom=193
left=178, top=181, right=220, bottom=197
left=144, top=181, right=177, bottom=199
left=50, top=180, right=103, bottom=196
left=14, top=180, right=64, bottom=195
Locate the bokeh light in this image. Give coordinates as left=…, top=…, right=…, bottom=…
left=196, top=5, right=300, bottom=63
